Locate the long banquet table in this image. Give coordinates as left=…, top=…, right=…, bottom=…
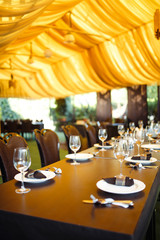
left=0, top=146, right=160, bottom=240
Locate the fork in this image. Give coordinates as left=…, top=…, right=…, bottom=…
left=90, top=194, right=134, bottom=208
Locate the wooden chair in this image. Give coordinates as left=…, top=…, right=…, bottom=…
left=85, top=123, right=98, bottom=147
left=34, top=129, right=60, bottom=167
left=0, top=133, right=28, bottom=183
left=61, top=125, right=89, bottom=154
left=5, top=120, right=21, bottom=134
left=21, top=119, right=33, bottom=139
left=97, top=121, right=119, bottom=140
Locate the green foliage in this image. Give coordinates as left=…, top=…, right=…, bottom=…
left=0, top=98, right=22, bottom=120
left=74, top=104, right=96, bottom=121
left=49, top=97, right=96, bottom=130
left=147, top=85, right=158, bottom=120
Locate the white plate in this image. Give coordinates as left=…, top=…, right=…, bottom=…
left=96, top=179, right=145, bottom=194
left=14, top=170, right=56, bottom=183
left=65, top=153, right=93, bottom=161
left=125, top=156, right=157, bottom=164
left=94, top=143, right=113, bottom=149
left=141, top=144, right=160, bottom=150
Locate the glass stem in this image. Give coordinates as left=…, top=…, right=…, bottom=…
left=120, top=161, right=122, bottom=176
left=21, top=171, right=25, bottom=190
left=138, top=145, right=140, bottom=156
left=74, top=151, right=76, bottom=163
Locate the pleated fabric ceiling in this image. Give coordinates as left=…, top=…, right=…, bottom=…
left=0, top=0, right=160, bottom=99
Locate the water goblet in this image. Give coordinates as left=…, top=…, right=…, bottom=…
left=135, top=129, right=144, bottom=155
left=118, top=124, right=125, bottom=138
left=129, top=122, right=135, bottom=133
left=138, top=120, right=143, bottom=129
left=98, top=128, right=108, bottom=151
left=13, top=147, right=31, bottom=194
left=146, top=126, right=152, bottom=144
left=113, top=139, right=128, bottom=179
left=69, top=135, right=81, bottom=165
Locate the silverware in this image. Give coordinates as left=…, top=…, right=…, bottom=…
left=94, top=156, right=116, bottom=159
left=85, top=152, right=116, bottom=159
left=45, top=167, right=62, bottom=174
left=129, top=163, right=158, bottom=169
left=83, top=194, right=134, bottom=208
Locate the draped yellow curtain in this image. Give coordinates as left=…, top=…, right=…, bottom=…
left=0, top=0, right=160, bottom=99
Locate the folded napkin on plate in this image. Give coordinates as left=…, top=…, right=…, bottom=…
left=131, top=153, right=152, bottom=161
left=25, top=169, right=46, bottom=179
left=103, top=176, right=134, bottom=187
left=104, top=142, right=112, bottom=146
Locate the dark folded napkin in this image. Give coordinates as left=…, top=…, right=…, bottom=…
left=103, top=176, right=134, bottom=187
left=25, top=169, right=46, bottom=179
left=104, top=142, right=112, bottom=146
left=131, top=153, right=152, bottom=161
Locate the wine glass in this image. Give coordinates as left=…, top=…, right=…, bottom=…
left=113, top=139, right=128, bottom=179
left=129, top=122, right=135, bottom=133
left=13, top=147, right=31, bottom=194
left=135, top=129, right=144, bottom=155
left=69, top=135, right=81, bottom=165
left=98, top=128, right=108, bottom=151
left=138, top=120, right=143, bottom=129
left=146, top=126, right=152, bottom=144
left=118, top=125, right=125, bottom=138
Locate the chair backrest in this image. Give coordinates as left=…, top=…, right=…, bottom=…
left=21, top=119, right=33, bottom=133
left=85, top=123, right=98, bottom=147
left=61, top=125, right=89, bottom=153
left=34, top=129, right=60, bottom=167
left=5, top=120, right=20, bottom=133
left=0, top=134, right=28, bottom=182
left=96, top=121, right=119, bottom=140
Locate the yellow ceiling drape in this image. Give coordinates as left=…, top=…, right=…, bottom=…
left=0, top=0, right=160, bottom=99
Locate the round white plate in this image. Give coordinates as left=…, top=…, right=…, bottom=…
left=141, top=144, right=160, bottom=150
left=94, top=143, right=113, bottom=149
left=96, top=179, right=145, bottom=194
left=65, top=153, right=93, bottom=161
left=14, top=170, right=56, bottom=183
left=125, top=156, right=157, bottom=164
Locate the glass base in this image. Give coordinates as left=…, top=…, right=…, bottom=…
left=99, top=148, right=106, bottom=151
left=71, top=161, right=80, bottom=165
left=115, top=174, right=125, bottom=180
left=15, top=188, right=31, bottom=194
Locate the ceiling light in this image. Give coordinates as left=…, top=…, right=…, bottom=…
left=9, top=73, right=16, bottom=88
left=154, top=9, right=160, bottom=39
left=27, top=42, right=34, bottom=64
left=44, top=48, right=53, bottom=58
left=63, top=11, right=75, bottom=44
left=64, top=32, right=75, bottom=44
left=27, top=56, right=34, bottom=64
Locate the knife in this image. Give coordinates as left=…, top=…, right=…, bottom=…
left=93, top=156, right=116, bottom=160
left=142, top=166, right=158, bottom=169
left=82, top=199, right=133, bottom=204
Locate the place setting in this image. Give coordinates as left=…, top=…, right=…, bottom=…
left=85, top=139, right=146, bottom=203
left=94, top=128, right=113, bottom=150
left=124, top=129, right=159, bottom=170
left=65, top=135, right=94, bottom=164
left=13, top=147, right=57, bottom=194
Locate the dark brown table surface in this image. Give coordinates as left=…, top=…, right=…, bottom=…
left=0, top=146, right=160, bottom=240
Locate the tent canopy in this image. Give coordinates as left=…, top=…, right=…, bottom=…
left=0, top=0, right=160, bottom=99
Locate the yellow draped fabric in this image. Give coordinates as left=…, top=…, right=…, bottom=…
left=0, top=0, right=160, bottom=99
